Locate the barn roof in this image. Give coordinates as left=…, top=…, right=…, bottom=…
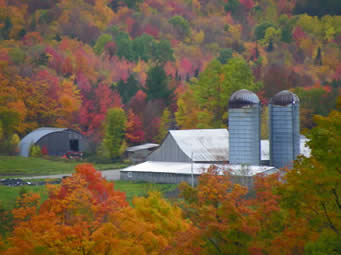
left=169, top=129, right=229, bottom=162
left=121, top=161, right=278, bottom=176
left=150, top=129, right=310, bottom=163
left=126, top=143, right=159, bottom=152
left=260, top=138, right=311, bottom=161
left=19, top=127, right=68, bottom=157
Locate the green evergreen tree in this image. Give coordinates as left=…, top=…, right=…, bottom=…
left=217, top=48, right=233, bottom=65
left=224, top=0, right=240, bottom=15
left=115, top=32, right=134, bottom=61
left=151, top=39, right=174, bottom=65
left=117, top=74, right=139, bottom=104
left=132, top=34, right=153, bottom=61
left=144, top=66, right=173, bottom=103
left=254, top=22, right=275, bottom=41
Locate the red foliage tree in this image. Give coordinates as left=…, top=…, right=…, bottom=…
left=125, top=110, right=145, bottom=145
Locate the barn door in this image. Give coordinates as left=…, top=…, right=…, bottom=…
left=69, top=139, right=79, bottom=152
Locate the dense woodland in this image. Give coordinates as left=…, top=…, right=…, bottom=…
left=1, top=0, right=341, bottom=157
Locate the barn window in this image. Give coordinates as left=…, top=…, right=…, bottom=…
left=128, top=172, right=133, bottom=178
left=69, top=139, right=79, bottom=151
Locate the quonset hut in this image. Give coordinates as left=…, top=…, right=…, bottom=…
left=269, top=90, right=300, bottom=168
left=19, top=127, right=89, bottom=157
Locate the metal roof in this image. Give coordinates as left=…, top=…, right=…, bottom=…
left=229, top=89, right=260, bottom=108
left=126, top=143, right=159, bottom=152
left=161, top=129, right=310, bottom=162
left=270, top=90, right=299, bottom=106
left=121, top=161, right=278, bottom=177
left=19, top=127, right=68, bottom=157
left=169, top=129, right=229, bottom=162
left=260, top=138, right=311, bottom=161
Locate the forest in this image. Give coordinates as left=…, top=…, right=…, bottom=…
left=0, top=0, right=340, bottom=157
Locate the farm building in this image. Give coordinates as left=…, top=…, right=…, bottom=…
left=19, top=127, right=89, bottom=157
left=126, top=143, right=159, bottom=163
left=121, top=89, right=309, bottom=188
left=121, top=161, right=278, bottom=188
left=147, top=129, right=229, bottom=163
left=120, top=129, right=309, bottom=188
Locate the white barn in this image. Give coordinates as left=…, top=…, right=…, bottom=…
left=120, top=129, right=311, bottom=188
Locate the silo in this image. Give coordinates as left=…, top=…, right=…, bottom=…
left=228, top=89, right=261, bottom=165
left=269, top=90, right=300, bottom=169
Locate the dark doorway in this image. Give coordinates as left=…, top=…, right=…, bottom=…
left=69, top=139, right=79, bottom=152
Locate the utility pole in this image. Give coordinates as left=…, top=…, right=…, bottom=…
left=191, top=152, right=194, bottom=187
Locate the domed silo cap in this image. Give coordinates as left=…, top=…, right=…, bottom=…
left=228, top=89, right=260, bottom=108
left=270, top=90, right=300, bottom=106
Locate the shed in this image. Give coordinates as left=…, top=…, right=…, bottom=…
left=148, top=129, right=229, bottom=163
left=126, top=143, right=159, bottom=163
left=19, top=127, right=89, bottom=157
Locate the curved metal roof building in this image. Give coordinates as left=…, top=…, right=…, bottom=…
left=19, top=127, right=89, bottom=157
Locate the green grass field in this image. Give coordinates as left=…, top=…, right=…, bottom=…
left=0, top=156, right=128, bottom=177
left=0, top=185, right=48, bottom=210
left=0, top=181, right=177, bottom=211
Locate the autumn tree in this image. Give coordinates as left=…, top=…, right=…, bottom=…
left=125, top=109, right=145, bottom=145
left=175, top=167, right=258, bottom=254
left=154, top=108, right=171, bottom=143
left=278, top=109, right=341, bottom=252
left=176, top=58, right=259, bottom=128
left=93, top=33, right=113, bottom=55
left=169, top=15, right=191, bottom=39
left=4, top=164, right=190, bottom=254
left=4, top=164, right=128, bottom=254
left=102, top=108, right=127, bottom=160
left=294, top=85, right=337, bottom=129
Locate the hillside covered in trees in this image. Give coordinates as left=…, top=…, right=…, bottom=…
left=1, top=0, right=341, bottom=157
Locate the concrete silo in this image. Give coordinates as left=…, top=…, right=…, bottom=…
left=269, top=90, right=300, bottom=169
left=228, top=89, right=261, bottom=165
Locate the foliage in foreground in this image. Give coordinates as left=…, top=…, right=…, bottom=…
left=1, top=110, right=341, bottom=254
left=2, top=164, right=188, bottom=254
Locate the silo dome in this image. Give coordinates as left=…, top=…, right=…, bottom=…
left=270, top=90, right=299, bottom=106
left=269, top=90, right=300, bottom=169
left=229, top=89, right=260, bottom=108
left=228, top=89, right=261, bottom=166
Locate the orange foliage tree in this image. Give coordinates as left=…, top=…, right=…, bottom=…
left=4, top=164, right=189, bottom=254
